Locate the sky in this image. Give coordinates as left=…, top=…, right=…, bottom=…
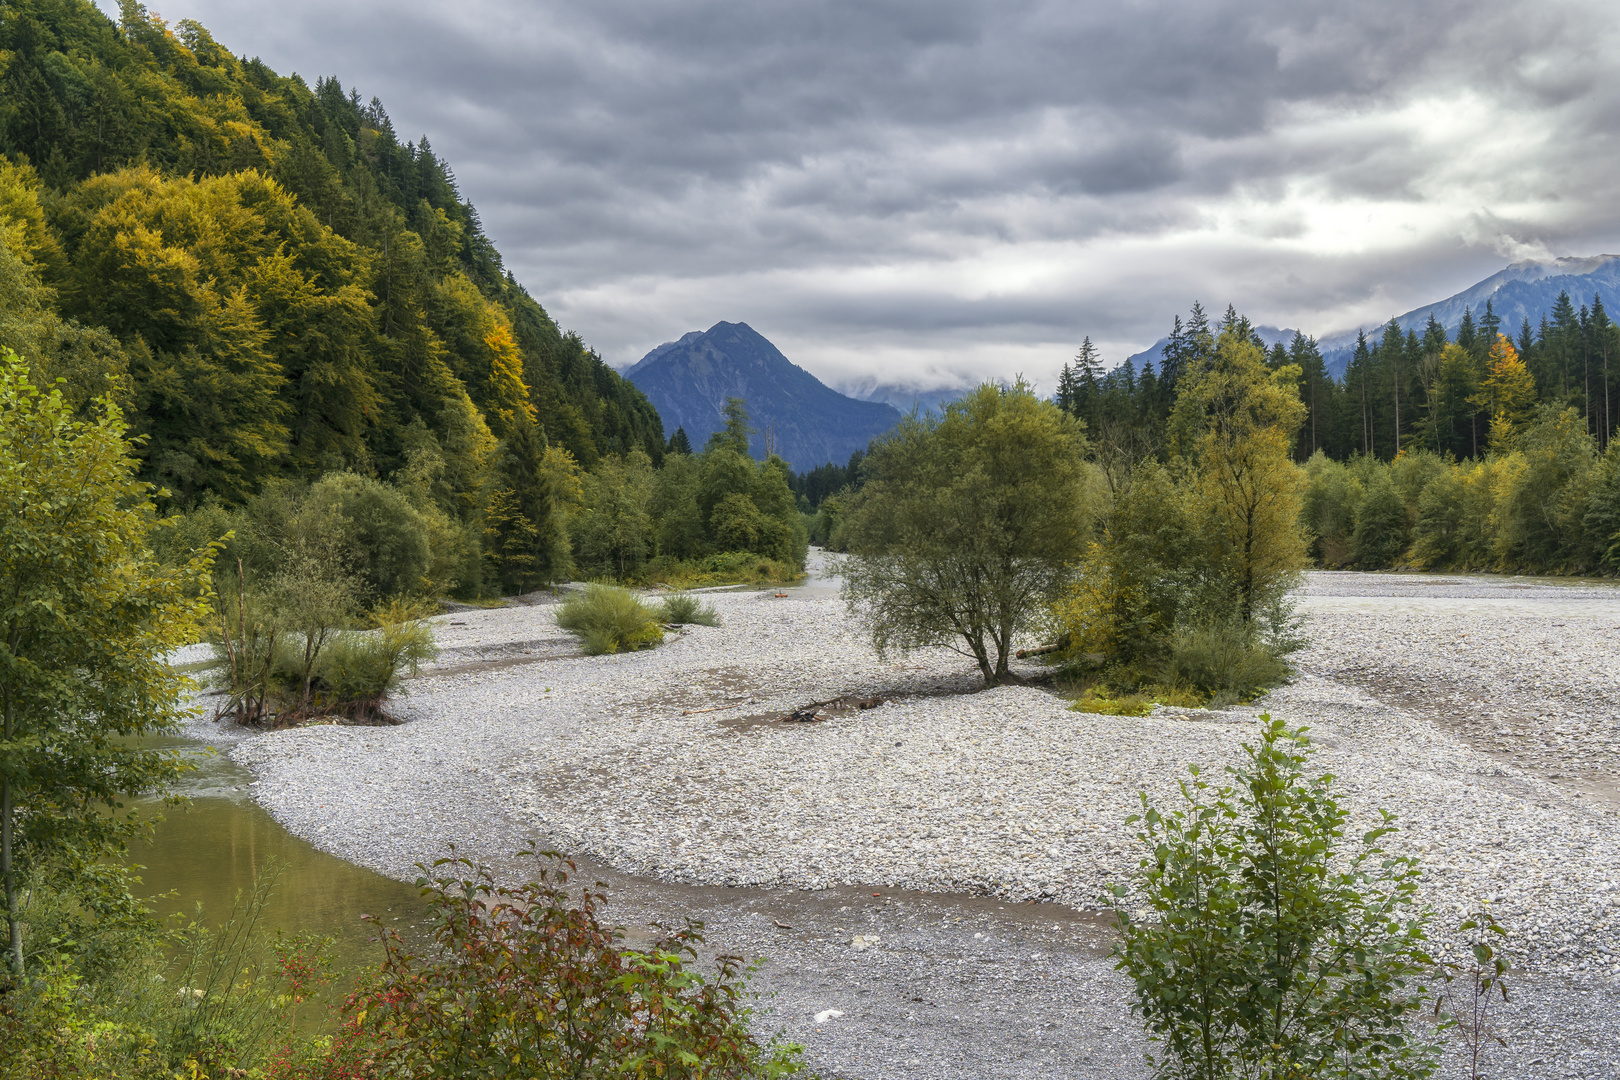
left=107, top=0, right=1620, bottom=394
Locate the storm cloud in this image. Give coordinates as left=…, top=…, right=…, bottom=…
left=127, top=0, right=1620, bottom=391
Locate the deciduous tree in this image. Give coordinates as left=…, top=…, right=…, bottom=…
left=0, top=350, right=212, bottom=976
left=841, top=381, right=1095, bottom=685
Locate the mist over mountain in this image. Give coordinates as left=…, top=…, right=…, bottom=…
left=837, top=379, right=968, bottom=416
left=625, top=322, right=902, bottom=470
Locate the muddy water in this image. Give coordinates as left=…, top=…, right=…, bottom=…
left=132, top=735, right=427, bottom=969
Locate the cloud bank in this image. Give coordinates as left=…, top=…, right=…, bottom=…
left=128, top=0, right=1620, bottom=391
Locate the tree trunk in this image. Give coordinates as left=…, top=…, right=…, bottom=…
left=969, top=634, right=995, bottom=685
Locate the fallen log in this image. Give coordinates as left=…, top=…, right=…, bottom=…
left=1015, top=643, right=1062, bottom=659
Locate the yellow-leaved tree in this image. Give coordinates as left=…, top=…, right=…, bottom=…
left=1474, top=333, right=1538, bottom=454
left=1169, top=329, right=1309, bottom=624
left=0, top=350, right=214, bottom=976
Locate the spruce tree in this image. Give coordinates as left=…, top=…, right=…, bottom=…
left=1457, top=307, right=1478, bottom=357
left=1160, top=314, right=1189, bottom=400
left=1289, top=332, right=1330, bottom=461
left=1350, top=330, right=1373, bottom=456
left=1055, top=361, right=1081, bottom=417
left=1073, top=337, right=1103, bottom=426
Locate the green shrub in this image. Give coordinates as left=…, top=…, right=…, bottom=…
left=1161, top=622, right=1291, bottom=701
left=557, top=584, right=665, bottom=655
left=305, top=471, right=435, bottom=602
left=1113, top=719, right=1441, bottom=1080
left=1352, top=469, right=1410, bottom=568
left=316, top=620, right=439, bottom=718
left=210, top=586, right=436, bottom=725
left=327, top=855, right=806, bottom=1080
left=660, top=591, right=720, bottom=626
left=644, top=551, right=802, bottom=589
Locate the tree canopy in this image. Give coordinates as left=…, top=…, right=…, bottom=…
left=0, top=0, right=666, bottom=585
left=840, top=381, right=1095, bottom=685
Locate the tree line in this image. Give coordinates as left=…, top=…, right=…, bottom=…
left=1058, top=297, right=1618, bottom=465
left=1052, top=303, right=1620, bottom=575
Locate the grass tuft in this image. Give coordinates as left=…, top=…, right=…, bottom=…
left=557, top=584, right=665, bottom=656
left=660, top=592, right=720, bottom=627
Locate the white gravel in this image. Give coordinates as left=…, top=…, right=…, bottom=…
left=212, top=557, right=1620, bottom=1079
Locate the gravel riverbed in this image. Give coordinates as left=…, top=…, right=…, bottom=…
left=207, top=557, right=1620, bottom=1079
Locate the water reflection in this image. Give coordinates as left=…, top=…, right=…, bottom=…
left=132, top=735, right=427, bottom=970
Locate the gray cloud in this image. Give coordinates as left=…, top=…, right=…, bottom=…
left=124, top=0, right=1620, bottom=389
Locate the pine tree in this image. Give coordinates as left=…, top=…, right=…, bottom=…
left=1289, top=332, right=1330, bottom=460
left=1423, top=313, right=1448, bottom=356
left=1136, top=360, right=1160, bottom=427
left=1186, top=302, right=1214, bottom=365
left=667, top=425, right=692, bottom=456
left=1457, top=307, right=1478, bottom=357
left=1350, top=330, right=1373, bottom=456
left=1159, top=314, right=1188, bottom=400
left=1055, top=361, right=1081, bottom=417
left=1380, top=318, right=1405, bottom=456
left=1480, top=298, right=1501, bottom=348
left=1592, top=295, right=1614, bottom=448
left=1073, top=337, right=1103, bottom=426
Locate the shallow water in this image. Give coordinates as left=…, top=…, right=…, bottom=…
left=131, top=734, right=427, bottom=970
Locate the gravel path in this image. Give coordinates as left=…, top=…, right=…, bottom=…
left=209, top=558, right=1620, bottom=1079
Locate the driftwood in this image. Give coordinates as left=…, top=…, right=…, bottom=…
left=781, top=694, right=886, bottom=723
left=1015, top=643, right=1062, bottom=659
left=680, top=698, right=748, bottom=715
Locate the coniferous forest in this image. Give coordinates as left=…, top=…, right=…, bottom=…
left=1051, top=302, right=1620, bottom=575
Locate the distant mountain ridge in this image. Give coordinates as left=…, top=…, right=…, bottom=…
left=625, top=322, right=902, bottom=470
left=837, top=378, right=968, bottom=416
left=1126, top=324, right=1299, bottom=371
left=1314, top=255, right=1620, bottom=373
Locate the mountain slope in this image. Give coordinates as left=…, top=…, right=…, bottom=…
left=1317, top=255, right=1620, bottom=374
left=626, top=322, right=901, bottom=469
left=0, top=0, right=663, bottom=500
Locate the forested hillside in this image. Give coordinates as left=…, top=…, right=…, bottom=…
left=0, top=0, right=664, bottom=588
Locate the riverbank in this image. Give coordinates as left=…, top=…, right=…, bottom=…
left=208, top=560, right=1620, bottom=1079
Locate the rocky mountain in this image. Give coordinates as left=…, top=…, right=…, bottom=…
left=1315, top=255, right=1620, bottom=373
left=624, top=322, right=902, bottom=469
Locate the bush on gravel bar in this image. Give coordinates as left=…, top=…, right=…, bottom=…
left=557, top=583, right=666, bottom=654
left=1112, top=718, right=1442, bottom=1080
left=660, top=591, right=721, bottom=626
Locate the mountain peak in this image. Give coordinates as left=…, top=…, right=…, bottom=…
left=625, top=323, right=900, bottom=469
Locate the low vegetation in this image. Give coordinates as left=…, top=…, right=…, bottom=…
left=2, top=857, right=806, bottom=1080
left=316, top=855, right=806, bottom=1079
left=557, top=584, right=666, bottom=655
left=1113, top=720, right=1443, bottom=1080
left=660, top=591, right=721, bottom=627
left=547, top=399, right=809, bottom=587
